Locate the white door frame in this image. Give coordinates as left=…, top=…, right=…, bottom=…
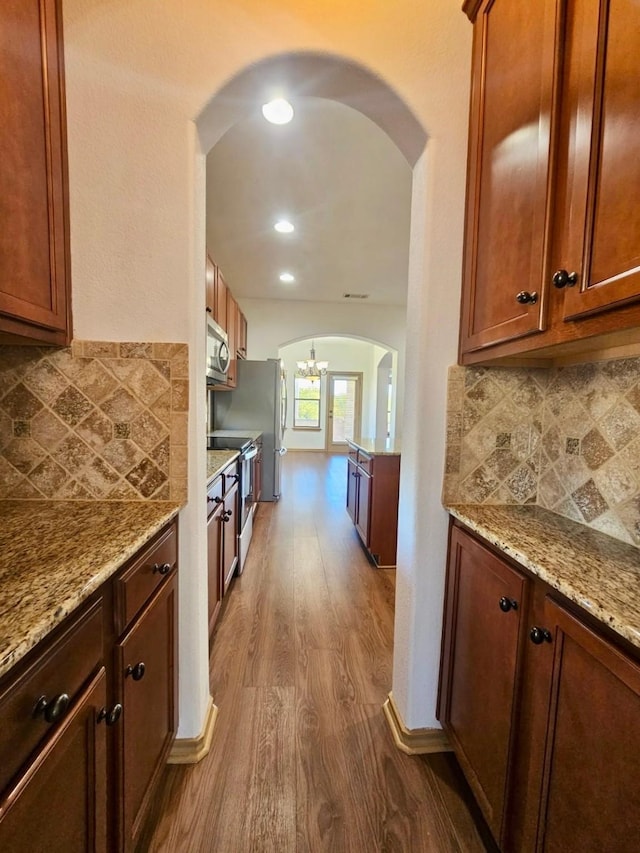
left=325, top=371, right=363, bottom=452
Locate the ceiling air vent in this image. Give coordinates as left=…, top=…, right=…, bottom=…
left=343, top=293, right=369, bottom=300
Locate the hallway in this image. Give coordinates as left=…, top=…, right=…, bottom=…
left=142, top=453, right=489, bottom=852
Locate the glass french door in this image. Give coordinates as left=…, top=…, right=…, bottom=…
left=325, top=373, right=362, bottom=452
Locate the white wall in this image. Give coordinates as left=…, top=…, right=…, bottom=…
left=279, top=337, right=390, bottom=450
left=62, top=0, right=472, bottom=737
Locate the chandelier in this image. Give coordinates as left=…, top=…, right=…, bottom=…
left=296, top=342, right=328, bottom=380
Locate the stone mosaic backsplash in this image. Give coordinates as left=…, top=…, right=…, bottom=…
left=0, top=341, right=188, bottom=502
left=444, top=358, right=640, bottom=547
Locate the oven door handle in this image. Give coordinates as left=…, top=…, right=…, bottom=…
left=243, top=446, right=258, bottom=461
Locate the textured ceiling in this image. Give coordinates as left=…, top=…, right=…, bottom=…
left=205, top=97, right=412, bottom=306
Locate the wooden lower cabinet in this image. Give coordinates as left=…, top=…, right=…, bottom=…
left=439, top=520, right=640, bottom=851
left=0, top=669, right=108, bottom=853
left=116, top=578, right=177, bottom=852
left=207, top=460, right=240, bottom=636
left=0, top=519, right=178, bottom=851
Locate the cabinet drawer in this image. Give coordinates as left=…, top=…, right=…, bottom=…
left=207, top=476, right=223, bottom=517
left=357, top=452, right=372, bottom=475
left=222, top=460, right=239, bottom=495
left=114, top=523, right=177, bottom=634
left=0, top=597, right=104, bottom=793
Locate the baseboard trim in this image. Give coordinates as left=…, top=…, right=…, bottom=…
left=167, top=696, right=218, bottom=765
left=383, top=692, right=452, bottom=755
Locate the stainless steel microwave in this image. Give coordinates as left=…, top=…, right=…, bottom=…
left=206, top=317, right=230, bottom=384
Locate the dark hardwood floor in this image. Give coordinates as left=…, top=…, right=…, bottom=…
left=140, top=452, right=490, bottom=852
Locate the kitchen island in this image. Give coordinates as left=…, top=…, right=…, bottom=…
left=345, top=438, right=401, bottom=568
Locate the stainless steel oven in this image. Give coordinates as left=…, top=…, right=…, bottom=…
left=207, top=433, right=259, bottom=574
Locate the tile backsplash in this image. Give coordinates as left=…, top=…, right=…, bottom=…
left=0, top=341, right=188, bottom=502
left=444, top=358, right=640, bottom=547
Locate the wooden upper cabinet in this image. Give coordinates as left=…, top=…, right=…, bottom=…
left=459, top=0, right=561, bottom=354
left=237, top=308, right=247, bottom=359
left=553, top=0, right=640, bottom=321
left=460, top=0, right=640, bottom=364
left=205, top=254, right=217, bottom=317
left=215, top=268, right=229, bottom=332
left=0, top=0, right=72, bottom=345
left=226, top=292, right=238, bottom=388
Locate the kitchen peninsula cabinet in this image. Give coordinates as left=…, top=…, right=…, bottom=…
left=460, top=0, right=640, bottom=366
left=0, top=515, right=179, bottom=852
left=438, top=518, right=640, bottom=851
left=346, top=440, right=400, bottom=568
left=0, top=0, right=72, bottom=346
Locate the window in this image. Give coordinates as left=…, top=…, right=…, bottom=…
left=294, top=376, right=321, bottom=429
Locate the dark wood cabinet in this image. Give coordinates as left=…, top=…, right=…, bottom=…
left=116, top=577, right=177, bottom=852
left=205, top=254, right=217, bottom=317
left=439, top=526, right=528, bottom=844
left=439, top=520, right=640, bottom=851
left=215, top=268, right=228, bottom=333
left=253, top=441, right=262, bottom=505
left=207, top=460, right=240, bottom=636
left=0, top=519, right=178, bottom=851
left=0, top=669, right=108, bottom=853
left=345, top=443, right=400, bottom=568
left=0, top=0, right=72, bottom=346
left=459, top=0, right=559, bottom=355
left=460, top=0, right=640, bottom=365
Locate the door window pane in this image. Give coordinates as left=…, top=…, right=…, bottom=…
left=331, top=377, right=358, bottom=443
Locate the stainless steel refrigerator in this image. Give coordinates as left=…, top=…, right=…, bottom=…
left=213, top=359, right=287, bottom=500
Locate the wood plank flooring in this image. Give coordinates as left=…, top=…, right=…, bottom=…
left=140, top=452, right=491, bottom=852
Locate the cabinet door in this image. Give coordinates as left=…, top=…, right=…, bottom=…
left=238, top=309, right=247, bottom=358
left=459, top=0, right=561, bottom=353
left=0, top=669, right=107, bottom=853
left=117, top=578, right=177, bottom=852
left=533, top=598, right=640, bottom=852
left=346, top=458, right=358, bottom=524
left=0, top=0, right=71, bottom=344
left=222, top=481, right=239, bottom=595
left=205, top=254, right=216, bottom=316
left=355, top=468, right=371, bottom=546
left=554, top=0, right=640, bottom=321
left=207, top=501, right=223, bottom=635
left=215, top=269, right=228, bottom=332
left=438, top=525, right=527, bottom=844
left=254, top=447, right=262, bottom=504
left=226, top=292, right=238, bottom=388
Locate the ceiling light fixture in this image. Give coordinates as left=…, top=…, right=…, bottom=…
left=274, top=219, right=295, bottom=234
left=279, top=272, right=295, bottom=283
left=261, top=98, right=294, bottom=125
left=296, top=342, right=328, bottom=381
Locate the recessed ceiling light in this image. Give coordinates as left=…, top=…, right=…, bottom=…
left=279, top=272, right=295, bottom=283
left=274, top=220, right=295, bottom=234
left=262, top=98, right=294, bottom=125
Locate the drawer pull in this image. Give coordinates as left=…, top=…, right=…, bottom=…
left=125, top=662, right=146, bottom=681
left=499, top=597, right=518, bottom=613
left=153, top=562, right=172, bottom=575
left=207, top=495, right=223, bottom=504
left=98, top=703, right=123, bottom=726
left=33, top=693, right=70, bottom=724
left=530, top=626, right=553, bottom=645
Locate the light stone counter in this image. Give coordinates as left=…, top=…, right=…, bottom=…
left=446, top=504, right=640, bottom=651
left=0, top=500, right=181, bottom=679
left=206, top=449, right=239, bottom=484
left=346, top=437, right=401, bottom=456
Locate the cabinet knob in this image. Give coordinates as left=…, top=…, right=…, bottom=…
left=552, top=269, right=578, bottom=289
left=125, top=662, right=146, bottom=681
left=499, top=597, right=518, bottom=613
left=516, top=291, right=538, bottom=305
left=207, top=495, right=222, bottom=504
left=33, top=693, right=70, bottom=724
left=98, top=703, right=123, bottom=726
left=206, top=306, right=212, bottom=313
left=222, top=511, right=232, bottom=523
left=153, top=562, right=172, bottom=575
left=529, top=626, right=553, bottom=645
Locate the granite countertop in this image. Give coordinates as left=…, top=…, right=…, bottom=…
left=346, top=437, right=401, bottom=456
left=446, top=504, right=640, bottom=651
left=0, top=500, right=181, bottom=680
left=207, top=449, right=239, bottom=483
